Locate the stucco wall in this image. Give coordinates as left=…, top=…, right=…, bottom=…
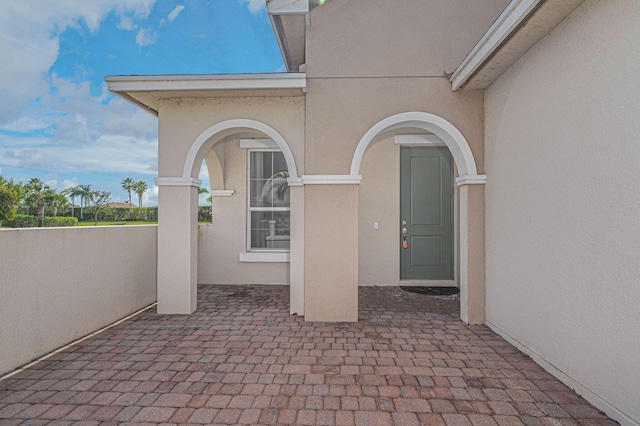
left=0, top=226, right=157, bottom=376
left=198, top=139, right=289, bottom=285
left=484, top=1, right=640, bottom=424
left=306, top=0, right=510, bottom=78
left=358, top=135, right=400, bottom=286
left=304, top=77, right=485, bottom=175
left=158, top=96, right=305, bottom=178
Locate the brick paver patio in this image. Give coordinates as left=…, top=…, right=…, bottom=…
left=0, top=285, right=616, bottom=425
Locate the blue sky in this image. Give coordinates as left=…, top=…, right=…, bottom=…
left=0, top=0, right=283, bottom=206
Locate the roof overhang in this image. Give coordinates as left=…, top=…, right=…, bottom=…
left=451, top=0, right=585, bottom=91
left=105, top=73, right=307, bottom=116
left=267, top=0, right=313, bottom=72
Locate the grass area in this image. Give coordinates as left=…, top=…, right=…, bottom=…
left=76, top=221, right=158, bottom=226
left=2, top=220, right=212, bottom=228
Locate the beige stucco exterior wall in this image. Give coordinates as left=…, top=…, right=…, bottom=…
left=306, top=0, right=510, bottom=78
left=358, top=136, right=400, bottom=286
left=484, top=1, right=640, bottom=424
left=198, top=139, right=289, bottom=284
left=158, top=96, right=305, bottom=179
left=0, top=226, right=157, bottom=376
left=305, top=185, right=359, bottom=322
left=304, top=77, right=485, bottom=175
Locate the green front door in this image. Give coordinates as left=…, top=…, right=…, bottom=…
left=400, top=146, right=454, bottom=279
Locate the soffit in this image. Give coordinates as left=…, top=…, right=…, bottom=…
left=451, top=0, right=585, bottom=90
left=267, top=0, right=330, bottom=72
left=105, top=73, right=307, bottom=116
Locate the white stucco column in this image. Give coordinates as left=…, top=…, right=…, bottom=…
left=304, top=178, right=360, bottom=322
left=155, top=177, right=201, bottom=314
left=289, top=184, right=305, bottom=316
left=459, top=183, right=486, bottom=324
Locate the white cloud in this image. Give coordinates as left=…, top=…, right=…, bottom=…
left=0, top=0, right=156, bottom=125
left=136, top=27, right=159, bottom=46
left=160, top=5, right=185, bottom=26
left=117, top=15, right=138, bottom=31
left=142, top=184, right=158, bottom=206
left=240, top=0, right=266, bottom=14
left=60, top=178, right=79, bottom=190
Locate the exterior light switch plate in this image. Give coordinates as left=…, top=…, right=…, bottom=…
left=374, top=222, right=379, bottom=229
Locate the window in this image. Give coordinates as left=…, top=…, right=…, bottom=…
left=248, top=151, right=290, bottom=250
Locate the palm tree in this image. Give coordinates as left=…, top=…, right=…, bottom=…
left=78, top=184, right=92, bottom=220
left=50, top=193, right=68, bottom=217
left=121, top=178, right=134, bottom=219
left=61, top=186, right=82, bottom=218
left=133, top=181, right=148, bottom=219
left=24, top=178, right=47, bottom=226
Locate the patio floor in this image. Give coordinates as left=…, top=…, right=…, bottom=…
left=0, top=285, right=616, bottom=425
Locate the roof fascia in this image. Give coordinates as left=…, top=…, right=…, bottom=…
left=105, top=73, right=307, bottom=116
left=267, top=0, right=309, bottom=72
left=450, top=0, right=544, bottom=91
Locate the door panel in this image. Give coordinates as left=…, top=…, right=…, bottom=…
left=400, top=146, right=453, bottom=279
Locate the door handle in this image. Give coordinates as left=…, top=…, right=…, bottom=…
left=402, top=225, right=408, bottom=249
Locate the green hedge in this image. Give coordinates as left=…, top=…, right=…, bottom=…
left=42, top=216, right=78, bottom=227
left=11, top=214, right=38, bottom=228
left=10, top=214, right=78, bottom=228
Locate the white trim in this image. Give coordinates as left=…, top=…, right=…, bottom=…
left=239, top=252, right=290, bottom=263
left=302, top=175, right=362, bottom=185
left=267, top=0, right=309, bottom=14
left=287, top=177, right=303, bottom=186
left=487, top=321, right=637, bottom=426
left=450, top=0, right=543, bottom=91
left=456, top=175, right=487, bottom=186
left=240, top=139, right=278, bottom=149
left=106, top=73, right=307, bottom=92
left=183, top=119, right=299, bottom=181
left=394, top=134, right=445, bottom=146
left=154, top=177, right=202, bottom=187
left=211, top=190, right=234, bottom=197
left=350, top=112, right=483, bottom=186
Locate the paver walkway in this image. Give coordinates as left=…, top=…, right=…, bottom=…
left=0, top=285, right=616, bottom=425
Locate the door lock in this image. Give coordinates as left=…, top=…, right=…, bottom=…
left=402, top=226, right=408, bottom=249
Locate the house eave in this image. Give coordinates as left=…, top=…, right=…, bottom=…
left=451, top=0, right=585, bottom=91
left=267, top=0, right=309, bottom=72
left=105, top=73, right=307, bottom=116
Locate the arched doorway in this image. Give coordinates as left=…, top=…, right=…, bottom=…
left=350, top=112, right=486, bottom=324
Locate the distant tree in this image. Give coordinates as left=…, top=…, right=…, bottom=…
left=198, top=187, right=209, bottom=206
left=87, top=190, right=111, bottom=225
left=50, top=193, right=68, bottom=217
left=0, top=175, right=23, bottom=222
left=61, top=186, right=83, bottom=217
left=78, top=184, right=92, bottom=220
left=133, top=181, right=148, bottom=217
left=121, top=178, right=134, bottom=219
left=24, top=178, right=48, bottom=226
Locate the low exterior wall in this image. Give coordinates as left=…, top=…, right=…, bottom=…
left=484, top=1, right=640, bottom=424
left=0, top=226, right=157, bottom=376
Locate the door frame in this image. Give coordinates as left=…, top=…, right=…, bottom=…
left=396, top=135, right=458, bottom=287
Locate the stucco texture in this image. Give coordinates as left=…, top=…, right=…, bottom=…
left=484, top=1, right=640, bottom=423
left=306, top=0, right=510, bottom=78
left=158, top=96, right=305, bottom=178
left=0, top=226, right=157, bottom=375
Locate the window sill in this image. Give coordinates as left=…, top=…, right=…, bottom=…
left=239, top=252, right=290, bottom=263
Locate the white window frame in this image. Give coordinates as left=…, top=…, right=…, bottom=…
left=246, top=149, right=291, bottom=253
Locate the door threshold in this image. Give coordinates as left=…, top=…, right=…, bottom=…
left=400, top=279, right=456, bottom=287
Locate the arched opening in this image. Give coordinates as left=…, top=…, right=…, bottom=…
left=351, top=112, right=486, bottom=324
left=181, top=119, right=303, bottom=315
